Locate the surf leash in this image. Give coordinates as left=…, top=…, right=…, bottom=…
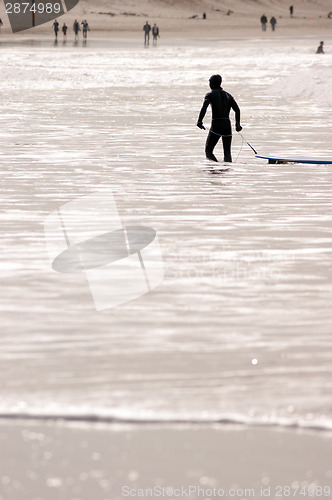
left=206, top=129, right=258, bottom=156
left=238, top=132, right=258, bottom=155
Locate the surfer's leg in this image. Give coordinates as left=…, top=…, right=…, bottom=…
left=205, top=131, right=219, bottom=162
left=222, top=135, right=232, bottom=162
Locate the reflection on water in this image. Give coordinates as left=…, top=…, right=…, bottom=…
left=0, top=38, right=332, bottom=428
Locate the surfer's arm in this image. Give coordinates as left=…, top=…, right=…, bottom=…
left=231, top=98, right=242, bottom=131
left=231, top=98, right=241, bottom=124
left=197, top=94, right=210, bottom=128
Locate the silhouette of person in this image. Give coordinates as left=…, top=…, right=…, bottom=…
left=260, top=14, right=267, bottom=31
left=316, top=41, right=324, bottom=53
left=81, top=20, right=89, bottom=39
left=73, top=20, right=80, bottom=40
left=197, top=74, right=242, bottom=163
left=152, top=23, right=159, bottom=44
left=290, top=5, right=294, bottom=17
left=143, top=21, right=151, bottom=46
left=53, top=20, right=59, bottom=38
left=270, top=16, right=277, bottom=31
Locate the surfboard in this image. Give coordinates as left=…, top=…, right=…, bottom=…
left=256, top=155, right=332, bottom=165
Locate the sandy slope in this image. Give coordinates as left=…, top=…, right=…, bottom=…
left=0, top=0, right=332, bottom=37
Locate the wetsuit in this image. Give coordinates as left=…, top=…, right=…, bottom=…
left=197, top=87, right=241, bottom=162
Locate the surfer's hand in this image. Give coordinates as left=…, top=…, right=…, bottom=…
left=197, top=122, right=205, bottom=130
left=236, top=123, right=242, bottom=132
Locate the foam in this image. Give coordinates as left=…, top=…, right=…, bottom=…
left=270, top=63, right=332, bottom=108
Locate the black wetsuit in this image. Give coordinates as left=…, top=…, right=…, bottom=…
left=198, top=87, right=241, bottom=162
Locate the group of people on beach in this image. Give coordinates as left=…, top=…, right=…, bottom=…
left=53, top=19, right=89, bottom=40
left=143, top=21, right=160, bottom=46
left=260, top=14, right=277, bottom=31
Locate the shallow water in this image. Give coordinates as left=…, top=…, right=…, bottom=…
left=0, top=37, right=332, bottom=429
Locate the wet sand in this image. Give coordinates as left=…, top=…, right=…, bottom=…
left=0, top=420, right=331, bottom=500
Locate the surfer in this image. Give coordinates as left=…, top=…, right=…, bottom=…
left=316, top=41, right=324, bottom=53
left=197, top=74, right=242, bottom=163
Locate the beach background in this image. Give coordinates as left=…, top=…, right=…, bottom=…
left=0, top=0, right=332, bottom=499
left=0, top=0, right=332, bottom=38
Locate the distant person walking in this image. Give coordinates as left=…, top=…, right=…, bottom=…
left=203, top=12, right=206, bottom=19
left=260, top=14, right=267, bottom=31
left=152, top=23, right=160, bottom=44
left=81, top=20, right=89, bottom=39
left=73, top=19, right=80, bottom=40
left=289, top=5, right=294, bottom=17
left=0, top=18, right=3, bottom=32
left=143, top=21, right=151, bottom=46
left=62, top=23, right=67, bottom=37
left=316, top=41, right=324, bottom=53
left=197, top=74, right=242, bottom=163
left=53, top=20, right=59, bottom=38
left=270, top=16, right=277, bottom=31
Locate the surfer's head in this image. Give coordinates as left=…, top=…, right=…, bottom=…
left=209, top=74, right=222, bottom=89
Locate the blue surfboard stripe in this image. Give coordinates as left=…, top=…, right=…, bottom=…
left=256, top=155, right=332, bottom=165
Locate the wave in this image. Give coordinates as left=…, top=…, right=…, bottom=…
left=0, top=410, right=332, bottom=432
left=269, top=63, right=332, bottom=108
